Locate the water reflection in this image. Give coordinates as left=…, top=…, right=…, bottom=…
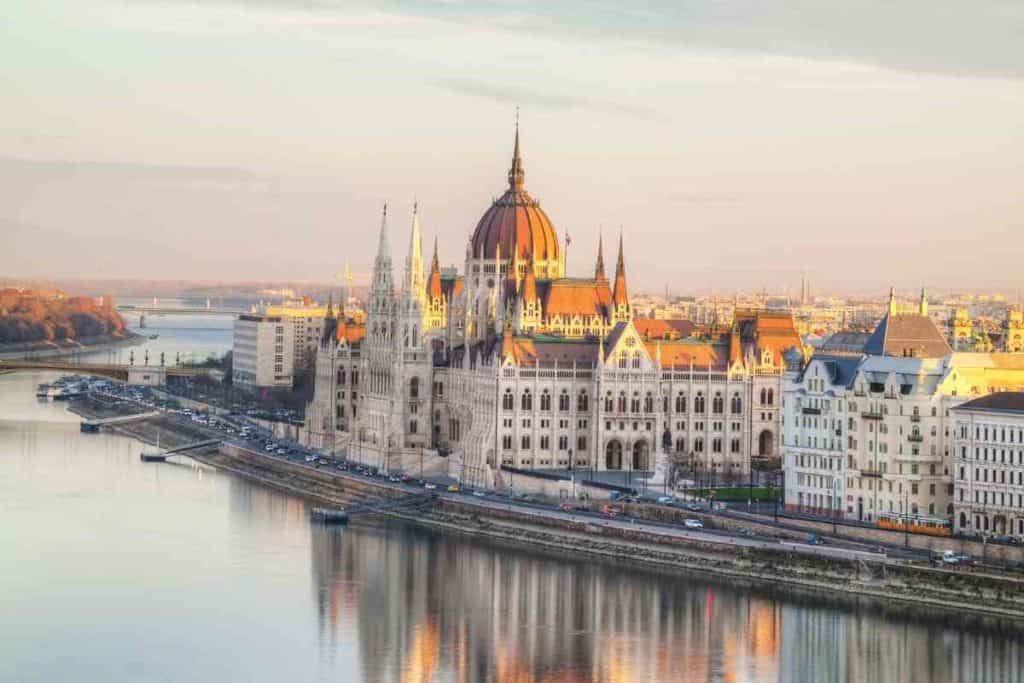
left=305, top=519, right=1024, bottom=683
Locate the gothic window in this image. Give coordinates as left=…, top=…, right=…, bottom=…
left=644, top=392, right=654, bottom=413
left=521, top=390, right=533, bottom=411
left=338, top=369, right=346, bottom=384
left=760, top=388, right=768, bottom=405
left=604, top=392, right=613, bottom=412
left=578, top=391, right=589, bottom=412
left=730, top=438, right=740, bottom=453
left=630, top=393, right=640, bottom=413
left=521, top=435, right=531, bottom=450
left=617, top=392, right=627, bottom=413
left=559, top=391, right=570, bottom=412
left=730, top=393, right=742, bottom=414
left=577, top=435, right=587, bottom=452
left=540, top=390, right=552, bottom=411
left=713, top=438, right=722, bottom=453
left=675, top=393, right=687, bottom=413
left=767, top=388, right=775, bottom=405
left=695, top=392, right=705, bottom=414
left=675, top=437, right=686, bottom=453
left=618, top=352, right=627, bottom=369
left=409, top=377, right=419, bottom=399
left=502, top=389, right=514, bottom=411
left=502, top=435, right=513, bottom=450
left=712, top=393, right=724, bottom=414
left=632, top=351, right=641, bottom=369
left=694, top=438, right=704, bottom=453
left=409, top=420, right=418, bottom=434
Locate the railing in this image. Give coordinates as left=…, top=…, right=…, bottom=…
left=910, top=414, right=921, bottom=422
left=861, top=410, right=884, bottom=420
left=908, top=433, right=924, bottom=442
left=801, top=407, right=821, bottom=415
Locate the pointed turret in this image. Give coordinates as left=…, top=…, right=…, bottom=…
left=887, top=287, right=897, bottom=316
left=370, top=203, right=394, bottom=299
left=919, top=287, right=928, bottom=316
left=403, top=202, right=425, bottom=298
left=325, top=292, right=334, bottom=319
left=612, top=231, right=628, bottom=306
left=595, top=232, right=606, bottom=281
left=427, top=236, right=443, bottom=300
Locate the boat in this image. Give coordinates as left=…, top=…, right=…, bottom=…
left=148, top=333, right=159, bottom=340
left=36, top=383, right=53, bottom=399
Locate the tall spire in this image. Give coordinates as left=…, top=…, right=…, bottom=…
left=887, top=286, right=897, bottom=316
left=508, top=109, right=525, bottom=191
left=595, top=232, right=606, bottom=280
left=325, top=292, right=334, bottom=319
left=427, top=236, right=443, bottom=300
left=371, top=203, right=393, bottom=297
left=919, top=287, right=928, bottom=316
left=612, top=229, right=628, bottom=306
left=404, top=201, right=425, bottom=297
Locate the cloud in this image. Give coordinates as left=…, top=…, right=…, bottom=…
left=136, top=0, right=1024, bottom=80
left=432, top=78, right=661, bottom=120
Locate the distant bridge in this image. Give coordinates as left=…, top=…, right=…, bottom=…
left=0, top=359, right=213, bottom=386
left=117, top=305, right=250, bottom=317
left=81, top=410, right=162, bottom=433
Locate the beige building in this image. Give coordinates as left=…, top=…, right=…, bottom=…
left=263, top=301, right=329, bottom=370
left=952, top=393, right=1024, bottom=539
left=232, top=314, right=294, bottom=388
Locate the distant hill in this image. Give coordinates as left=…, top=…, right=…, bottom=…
left=0, top=289, right=125, bottom=344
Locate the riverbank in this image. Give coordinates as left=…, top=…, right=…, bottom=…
left=64, top=397, right=1024, bottom=622
left=0, top=332, right=145, bottom=360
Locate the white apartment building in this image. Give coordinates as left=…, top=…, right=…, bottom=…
left=952, top=393, right=1024, bottom=539
left=232, top=314, right=294, bottom=388
left=263, top=301, right=328, bottom=370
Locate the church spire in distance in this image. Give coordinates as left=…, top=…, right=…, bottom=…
left=595, top=231, right=606, bottom=281
left=612, top=229, right=628, bottom=306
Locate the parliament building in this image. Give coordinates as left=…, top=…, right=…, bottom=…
left=304, top=126, right=801, bottom=488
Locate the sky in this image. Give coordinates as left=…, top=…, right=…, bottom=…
left=2, top=1, right=1023, bottom=294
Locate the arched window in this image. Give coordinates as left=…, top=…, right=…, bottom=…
left=675, top=393, right=687, bottom=413
left=644, top=392, right=654, bottom=413
left=578, top=391, right=589, bottom=412
left=630, top=393, right=641, bottom=413
left=694, top=437, right=704, bottom=453
left=631, top=351, right=641, bottom=369
left=409, top=377, right=419, bottom=399
left=409, top=420, right=418, bottom=434
left=760, top=388, right=767, bottom=405
left=675, top=437, right=686, bottom=453
left=540, top=390, right=551, bottom=411
left=767, top=388, right=775, bottom=405
left=712, top=392, right=724, bottom=414
left=604, top=392, right=613, bottom=412
left=502, top=389, right=514, bottom=411
left=521, top=390, right=532, bottom=411
left=618, top=352, right=627, bottom=369
left=730, top=393, right=742, bottom=414
left=558, top=390, right=570, bottom=412
left=695, top=392, right=705, bottom=414
left=617, top=392, right=627, bottom=413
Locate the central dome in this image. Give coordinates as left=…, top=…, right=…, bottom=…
left=470, top=127, right=560, bottom=265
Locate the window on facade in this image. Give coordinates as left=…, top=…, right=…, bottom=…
left=409, top=377, right=419, bottom=399
left=618, top=352, right=627, bottom=369
left=695, top=438, right=704, bottom=453
left=559, top=391, right=570, bottom=411
left=695, top=393, right=705, bottom=414
left=521, top=435, right=531, bottom=450
left=604, top=392, right=613, bottom=412
left=578, top=391, right=589, bottom=412
left=540, top=390, right=551, bottom=411
left=644, top=393, right=654, bottom=413
left=712, top=393, right=724, bottom=414
left=503, top=390, right=514, bottom=411
left=631, top=352, right=641, bottom=369
left=676, top=393, right=687, bottom=413
left=731, top=394, right=742, bottom=414
left=540, top=436, right=550, bottom=450
left=730, top=438, right=740, bottom=453
left=522, top=390, right=532, bottom=411
left=409, top=420, right=417, bottom=434
left=577, top=435, right=587, bottom=452
left=618, top=393, right=627, bottom=413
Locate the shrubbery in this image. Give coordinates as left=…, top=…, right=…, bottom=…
left=0, top=289, right=126, bottom=344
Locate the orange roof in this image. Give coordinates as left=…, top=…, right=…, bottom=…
left=644, top=340, right=728, bottom=369
left=511, top=338, right=599, bottom=366
left=336, top=319, right=365, bottom=344
left=634, top=319, right=695, bottom=340
left=539, top=279, right=612, bottom=318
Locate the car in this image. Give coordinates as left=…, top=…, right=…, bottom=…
left=318, top=458, right=330, bottom=466
left=600, top=504, right=620, bottom=517
left=389, top=475, right=402, bottom=483
left=337, top=464, right=349, bottom=471
left=447, top=484, right=460, bottom=493
left=277, top=448, right=288, bottom=455
left=424, top=482, right=438, bottom=490
left=656, top=495, right=675, bottom=505
left=686, top=503, right=702, bottom=512
left=558, top=501, right=573, bottom=511
left=684, top=519, right=704, bottom=529
left=304, top=455, right=317, bottom=463
left=472, top=490, right=488, bottom=498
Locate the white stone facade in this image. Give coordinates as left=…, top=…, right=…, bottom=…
left=232, top=314, right=294, bottom=388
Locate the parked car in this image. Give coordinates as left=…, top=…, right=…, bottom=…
left=472, top=490, right=488, bottom=498
left=684, top=519, right=704, bottom=529
left=424, top=482, right=438, bottom=490
left=656, top=495, right=675, bottom=505
left=558, top=501, right=573, bottom=511
left=446, top=484, right=460, bottom=493
left=600, top=504, right=620, bottom=518
left=686, top=503, right=702, bottom=512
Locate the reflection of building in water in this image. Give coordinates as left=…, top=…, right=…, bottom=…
left=309, top=522, right=785, bottom=682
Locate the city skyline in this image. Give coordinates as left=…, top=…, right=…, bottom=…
left=4, top=2, right=1023, bottom=288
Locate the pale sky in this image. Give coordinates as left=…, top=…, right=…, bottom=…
left=3, top=1, right=1023, bottom=293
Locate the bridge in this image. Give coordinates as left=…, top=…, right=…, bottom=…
left=0, top=359, right=213, bottom=386
left=141, top=439, right=222, bottom=462
left=117, top=305, right=249, bottom=317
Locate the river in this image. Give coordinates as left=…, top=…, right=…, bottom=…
left=2, top=321, right=1024, bottom=681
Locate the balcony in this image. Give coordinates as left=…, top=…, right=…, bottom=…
left=861, top=470, right=882, bottom=479
left=861, top=410, right=884, bottom=420
left=801, top=407, right=821, bottom=415
left=909, top=414, right=921, bottom=422
left=908, top=433, right=924, bottom=443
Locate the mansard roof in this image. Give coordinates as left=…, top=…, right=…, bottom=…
left=954, top=392, right=1024, bottom=415
left=511, top=336, right=599, bottom=366
left=864, top=311, right=951, bottom=358
left=819, top=331, right=871, bottom=355
left=644, top=339, right=729, bottom=370
left=537, top=278, right=612, bottom=318
left=732, top=309, right=802, bottom=363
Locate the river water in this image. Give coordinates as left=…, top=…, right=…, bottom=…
left=3, top=318, right=1024, bottom=682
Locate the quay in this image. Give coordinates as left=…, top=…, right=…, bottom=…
left=140, top=438, right=222, bottom=462
left=81, top=411, right=162, bottom=433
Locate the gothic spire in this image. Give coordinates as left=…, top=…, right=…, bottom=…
left=595, top=232, right=606, bottom=280
left=325, top=292, right=334, bottom=319
left=612, top=229, right=628, bottom=306
left=404, top=201, right=425, bottom=297
left=508, top=111, right=525, bottom=191
left=371, top=203, right=394, bottom=298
